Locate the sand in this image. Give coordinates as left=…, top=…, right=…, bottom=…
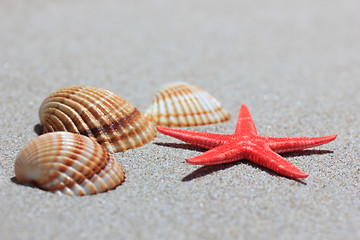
left=0, top=0, right=359, bottom=239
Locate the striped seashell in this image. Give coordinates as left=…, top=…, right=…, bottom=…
left=15, top=132, right=125, bottom=196
left=145, top=82, right=230, bottom=127
left=39, top=86, right=156, bottom=153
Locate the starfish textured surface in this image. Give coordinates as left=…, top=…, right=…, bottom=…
left=157, top=104, right=337, bottom=179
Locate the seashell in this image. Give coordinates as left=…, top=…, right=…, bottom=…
left=39, top=86, right=156, bottom=153
left=15, top=132, right=125, bottom=196
left=145, top=82, right=230, bottom=127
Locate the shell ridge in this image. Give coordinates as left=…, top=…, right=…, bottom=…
left=130, top=109, right=155, bottom=147
left=41, top=107, right=79, bottom=133
left=37, top=156, right=102, bottom=179
left=100, top=153, right=124, bottom=186
left=170, top=86, right=192, bottom=126
left=134, top=116, right=156, bottom=146
left=42, top=90, right=110, bottom=142
left=104, top=161, right=124, bottom=186
left=39, top=86, right=156, bottom=152
left=164, top=88, right=179, bottom=126
left=199, top=91, right=228, bottom=122
left=145, top=82, right=230, bottom=127
left=112, top=109, right=152, bottom=150
left=94, top=100, right=151, bottom=152
left=194, top=91, right=216, bottom=124
left=43, top=171, right=90, bottom=196
left=179, top=86, right=201, bottom=126
left=41, top=176, right=68, bottom=193
left=41, top=101, right=90, bottom=135
left=157, top=90, right=169, bottom=126
left=95, top=163, right=119, bottom=190
left=29, top=133, right=105, bottom=170
left=171, top=86, right=189, bottom=126
left=15, top=132, right=126, bottom=196
left=81, top=91, right=145, bottom=151
left=186, top=86, right=209, bottom=125
left=56, top=93, right=111, bottom=141
left=76, top=88, right=122, bottom=132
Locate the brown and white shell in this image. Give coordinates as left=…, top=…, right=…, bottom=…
left=15, top=132, right=125, bottom=196
left=39, top=86, right=156, bottom=153
left=145, top=82, right=230, bottom=127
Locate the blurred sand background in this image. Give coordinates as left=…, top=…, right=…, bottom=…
left=0, top=0, right=359, bottom=239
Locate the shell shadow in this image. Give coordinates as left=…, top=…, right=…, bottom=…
left=34, top=123, right=43, bottom=136
left=10, top=176, right=38, bottom=189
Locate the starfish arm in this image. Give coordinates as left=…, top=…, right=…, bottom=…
left=265, top=134, right=337, bottom=153
left=186, top=143, right=247, bottom=165
left=156, top=126, right=231, bottom=149
left=246, top=144, right=308, bottom=178
left=235, top=104, right=258, bottom=136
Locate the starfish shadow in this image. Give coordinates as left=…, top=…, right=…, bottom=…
left=281, top=149, right=333, bottom=157
left=154, top=142, right=207, bottom=152
left=182, top=161, right=307, bottom=184
left=182, top=162, right=240, bottom=182
left=240, top=161, right=307, bottom=184
left=156, top=141, right=330, bottom=184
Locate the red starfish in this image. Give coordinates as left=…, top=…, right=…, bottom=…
left=157, top=104, right=337, bottom=179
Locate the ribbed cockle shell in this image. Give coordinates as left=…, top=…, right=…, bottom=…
left=15, top=132, right=125, bottom=196
left=39, top=86, right=156, bottom=153
left=145, top=82, right=230, bottom=127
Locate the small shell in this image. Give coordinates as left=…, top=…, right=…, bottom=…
left=15, top=132, right=125, bottom=196
left=145, top=82, right=230, bottom=127
left=39, top=86, right=156, bottom=153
